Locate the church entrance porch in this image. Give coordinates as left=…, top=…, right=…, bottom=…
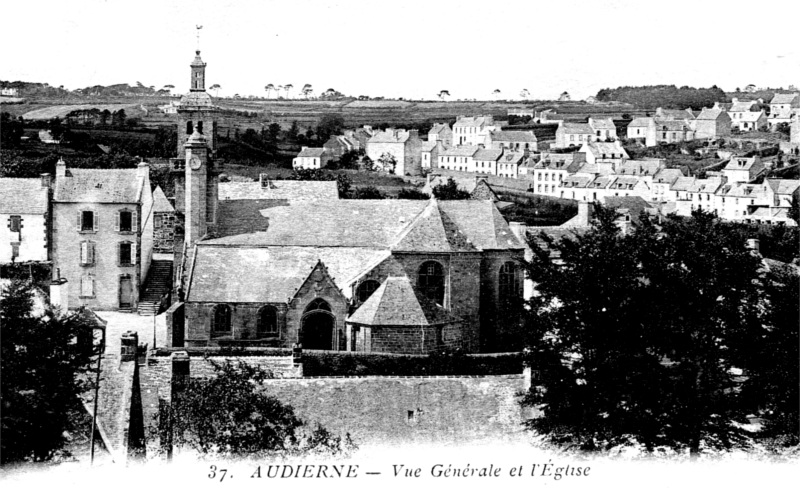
left=301, top=312, right=334, bottom=350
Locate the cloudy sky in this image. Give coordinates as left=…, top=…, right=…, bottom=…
left=1, top=0, right=798, bottom=100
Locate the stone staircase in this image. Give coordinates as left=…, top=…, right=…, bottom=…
left=138, top=260, right=173, bottom=316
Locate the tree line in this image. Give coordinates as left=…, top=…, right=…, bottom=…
left=595, top=85, right=728, bottom=110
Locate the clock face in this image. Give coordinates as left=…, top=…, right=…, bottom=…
left=189, top=156, right=202, bottom=170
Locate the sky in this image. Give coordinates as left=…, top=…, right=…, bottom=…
left=1, top=0, right=799, bottom=101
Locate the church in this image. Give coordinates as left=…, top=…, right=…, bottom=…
left=166, top=50, right=527, bottom=354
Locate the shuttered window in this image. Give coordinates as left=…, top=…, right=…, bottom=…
left=80, top=241, right=95, bottom=265
left=117, top=210, right=135, bottom=232
left=80, top=274, right=95, bottom=297
left=78, top=210, right=97, bottom=232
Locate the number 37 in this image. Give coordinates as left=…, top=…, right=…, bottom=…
left=209, top=465, right=228, bottom=482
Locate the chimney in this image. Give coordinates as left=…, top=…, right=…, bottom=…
left=577, top=201, right=592, bottom=226
left=40, top=173, right=52, bottom=188
left=120, top=331, right=138, bottom=363
left=137, top=160, right=149, bottom=179
left=746, top=238, right=760, bottom=253
left=56, top=157, right=66, bottom=177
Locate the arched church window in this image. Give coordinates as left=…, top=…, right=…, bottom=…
left=305, top=298, right=331, bottom=313
left=211, top=304, right=232, bottom=336
left=356, top=280, right=380, bottom=303
left=257, top=306, right=278, bottom=337
left=418, top=261, right=445, bottom=305
left=186, top=121, right=193, bottom=135
left=499, top=261, right=520, bottom=302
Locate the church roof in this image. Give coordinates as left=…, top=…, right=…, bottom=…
left=391, top=199, right=478, bottom=253
left=186, top=245, right=389, bottom=303
left=347, top=277, right=456, bottom=326
left=178, top=91, right=214, bottom=108
left=205, top=199, right=525, bottom=251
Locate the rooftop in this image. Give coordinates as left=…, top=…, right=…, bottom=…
left=0, top=178, right=49, bottom=214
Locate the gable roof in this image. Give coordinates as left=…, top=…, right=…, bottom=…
left=696, top=107, right=725, bottom=120
left=391, top=200, right=478, bottom=253
left=453, top=116, right=493, bottom=128
left=655, top=119, right=692, bottom=131
left=151, top=186, right=173, bottom=213
left=765, top=179, right=800, bottom=195
left=429, top=123, right=451, bottom=135
left=729, top=100, right=758, bottom=112
left=219, top=180, right=339, bottom=201
left=615, top=160, right=662, bottom=176
left=347, top=276, right=456, bottom=326
left=441, top=145, right=481, bottom=157
left=725, top=156, right=761, bottom=171
left=653, top=168, right=684, bottom=184
left=583, top=141, right=629, bottom=158
left=602, top=196, right=656, bottom=224
left=0, top=178, right=49, bottom=214
left=499, top=151, right=525, bottom=165
left=296, top=147, right=326, bottom=158
left=473, top=148, right=504, bottom=161
left=54, top=168, right=144, bottom=203
left=559, top=122, right=594, bottom=134
left=368, top=129, right=416, bottom=144
left=589, top=118, right=616, bottom=130
left=656, top=108, right=695, bottom=120
left=739, top=111, right=766, bottom=122
left=187, top=245, right=389, bottom=303
left=770, top=93, right=799, bottom=105
left=628, top=117, right=654, bottom=128
left=488, top=130, right=537, bottom=143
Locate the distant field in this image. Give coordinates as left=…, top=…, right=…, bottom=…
left=22, top=103, right=145, bottom=120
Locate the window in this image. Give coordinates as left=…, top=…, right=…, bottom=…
left=499, top=262, right=520, bottom=301
left=118, top=210, right=134, bottom=232
left=154, top=215, right=163, bottom=228
left=80, top=241, right=95, bottom=266
left=11, top=243, right=19, bottom=260
left=212, top=304, right=232, bottom=336
left=257, top=306, right=278, bottom=337
left=197, top=121, right=204, bottom=134
left=418, top=261, right=445, bottom=305
left=80, top=274, right=95, bottom=298
left=8, top=215, right=21, bottom=232
left=79, top=210, right=96, bottom=232
left=186, top=121, right=193, bottom=135
left=356, top=279, right=380, bottom=303
left=306, top=298, right=331, bottom=313
left=118, top=242, right=133, bottom=266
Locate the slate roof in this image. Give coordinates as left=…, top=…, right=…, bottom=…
left=151, top=186, right=173, bottom=213
left=589, top=118, right=616, bottom=130
left=296, top=147, right=326, bottom=158
left=766, top=179, right=800, bottom=195
left=696, top=107, right=725, bottom=120
left=0, top=178, right=49, bottom=214
left=730, top=100, right=758, bottom=112
left=219, top=180, right=339, bottom=201
left=559, top=122, right=594, bottom=134
left=671, top=177, right=696, bottom=191
left=657, top=108, right=695, bottom=120
left=368, top=130, right=412, bottom=144
left=347, top=277, right=457, bottom=326
left=607, top=176, right=641, bottom=190
left=721, top=183, right=767, bottom=198
left=653, top=168, right=684, bottom=184
left=488, top=130, right=537, bottom=142
left=584, top=141, right=629, bottom=158
left=655, top=119, right=691, bottom=131
left=628, top=117, right=654, bottom=127
left=54, top=168, right=144, bottom=203
left=615, top=160, right=662, bottom=176
left=561, top=176, right=594, bottom=188
left=391, top=200, right=478, bottom=253
left=429, top=123, right=451, bottom=135
left=499, top=151, right=525, bottom=165
left=770, top=93, right=799, bottom=105
left=602, top=196, right=656, bottom=224
left=420, top=141, right=437, bottom=152
left=453, top=116, right=492, bottom=128
left=187, top=245, right=389, bottom=303
left=473, top=148, right=504, bottom=161
left=739, top=111, right=766, bottom=122
left=205, top=199, right=524, bottom=251
left=441, top=145, right=481, bottom=157
left=725, top=156, right=760, bottom=171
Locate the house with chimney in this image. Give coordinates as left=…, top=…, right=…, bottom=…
left=452, top=116, right=496, bottom=146
left=292, top=147, right=330, bottom=170
left=554, top=122, right=595, bottom=149
left=723, top=156, right=764, bottom=183
left=694, top=104, right=732, bottom=140
left=428, top=123, right=453, bottom=147
left=484, top=130, right=538, bottom=152
left=51, top=158, right=154, bottom=311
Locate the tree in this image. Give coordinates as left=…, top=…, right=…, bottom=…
left=316, top=114, right=345, bottom=144
left=438, top=90, right=450, bottom=101
left=377, top=153, right=397, bottom=174
left=1, top=112, right=24, bottom=148
left=284, top=84, right=293, bottom=99
left=168, top=361, right=354, bottom=457
left=264, top=83, right=274, bottom=98
left=523, top=208, right=766, bottom=454
left=1, top=280, right=98, bottom=463
left=301, top=84, right=313, bottom=99
left=493, top=89, right=501, bottom=100
left=209, top=84, right=221, bottom=97
left=520, top=89, right=530, bottom=99
left=349, top=186, right=385, bottom=199
left=287, top=120, right=300, bottom=140
left=397, top=188, right=430, bottom=199
left=431, top=177, right=470, bottom=200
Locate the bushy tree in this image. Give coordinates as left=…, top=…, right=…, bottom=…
left=349, top=186, right=385, bottom=199
left=168, top=361, right=355, bottom=457
left=1, top=280, right=97, bottom=463
left=523, top=208, right=776, bottom=454
left=431, top=177, right=470, bottom=200
left=397, top=188, right=430, bottom=200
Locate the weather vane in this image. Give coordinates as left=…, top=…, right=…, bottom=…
left=196, top=25, right=203, bottom=51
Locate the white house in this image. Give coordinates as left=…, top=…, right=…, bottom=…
left=452, top=116, right=496, bottom=146
left=0, top=177, right=50, bottom=263
left=292, top=147, right=329, bottom=170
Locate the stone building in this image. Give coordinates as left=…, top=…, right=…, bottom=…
left=694, top=104, right=732, bottom=140
left=292, top=147, right=330, bottom=169
left=151, top=186, right=175, bottom=254
left=428, top=123, right=453, bottom=147
left=174, top=198, right=526, bottom=354
left=452, top=116, right=496, bottom=146
left=0, top=176, right=50, bottom=263
left=366, top=129, right=423, bottom=176
left=51, top=159, right=154, bottom=310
